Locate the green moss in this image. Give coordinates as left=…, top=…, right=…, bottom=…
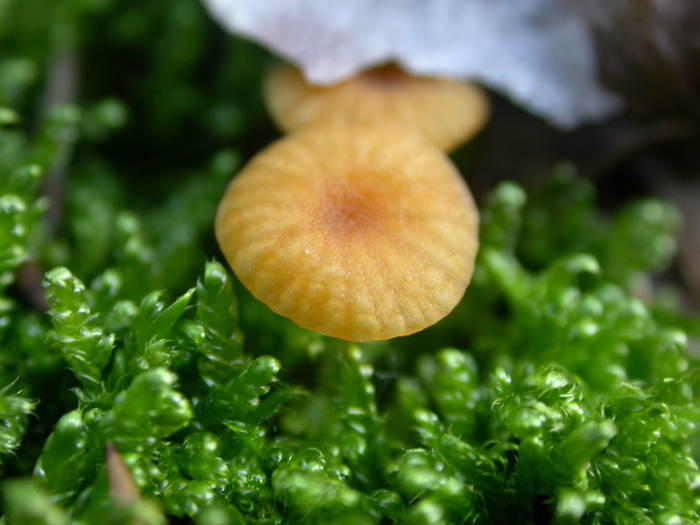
left=0, top=0, right=698, bottom=523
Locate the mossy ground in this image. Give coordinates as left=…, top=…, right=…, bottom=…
left=0, top=1, right=698, bottom=524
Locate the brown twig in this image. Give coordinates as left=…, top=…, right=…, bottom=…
left=41, top=49, right=80, bottom=235
left=105, top=442, right=140, bottom=506
left=16, top=50, right=80, bottom=313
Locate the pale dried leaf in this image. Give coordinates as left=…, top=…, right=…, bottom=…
left=202, top=0, right=623, bottom=129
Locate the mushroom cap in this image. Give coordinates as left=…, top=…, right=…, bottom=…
left=264, top=64, right=490, bottom=152
left=215, top=124, right=479, bottom=341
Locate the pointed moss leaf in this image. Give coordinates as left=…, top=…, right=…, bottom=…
left=0, top=311, right=57, bottom=392
left=66, top=169, right=125, bottom=278
left=162, top=478, right=221, bottom=518
left=542, top=254, right=601, bottom=291
left=180, top=432, right=229, bottom=483
left=628, top=328, right=690, bottom=382
left=609, top=199, right=681, bottom=276
left=129, top=288, right=194, bottom=370
left=334, top=345, right=380, bottom=424
left=0, top=106, right=20, bottom=126
left=493, top=366, right=587, bottom=441
left=393, top=449, right=450, bottom=500
left=407, top=417, right=500, bottom=521
left=408, top=412, right=504, bottom=520
left=0, top=193, right=43, bottom=290
left=134, top=288, right=194, bottom=350
left=30, top=104, right=81, bottom=169
left=418, top=349, right=480, bottom=439
left=368, top=490, right=404, bottom=522
left=96, top=500, right=168, bottom=525
left=407, top=499, right=448, bottom=525
left=395, top=377, right=430, bottom=419
left=0, top=57, right=37, bottom=108
left=194, top=260, right=244, bottom=387
left=198, top=260, right=238, bottom=332
left=218, top=421, right=275, bottom=512
left=3, top=480, right=71, bottom=525
left=553, top=420, right=617, bottom=481
left=5, top=164, right=43, bottom=199
left=208, top=356, right=281, bottom=420
left=0, top=384, right=36, bottom=470
left=271, top=448, right=366, bottom=519
left=81, top=98, right=128, bottom=141
left=0, top=134, right=25, bottom=180
left=141, top=339, right=177, bottom=370
left=33, top=410, right=90, bottom=504
left=518, top=170, right=601, bottom=270
left=193, top=503, right=248, bottom=525
left=0, top=296, right=14, bottom=342
left=248, top=385, right=306, bottom=423
left=88, top=269, right=139, bottom=334
left=115, top=212, right=156, bottom=298
left=120, top=451, right=169, bottom=496
left=480, top=181, right=526, bottom=253
left=294, top=345, right=384, bottom=486
left=555, top=488, right=588, bottom=522
left=145, top=154, right=238, bottom=292
left=43, top=266, right=115, bottom=394
left=481, top=248, right=532, bottom=304
left=107, top=369, right=193, bottom=442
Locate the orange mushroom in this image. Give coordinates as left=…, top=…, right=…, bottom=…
left=215, top=123, right=479, bottom=341
left=263, top=63, right=490, bottom=152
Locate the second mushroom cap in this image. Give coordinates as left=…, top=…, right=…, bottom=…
left=264, top=64, right=490, bottom=152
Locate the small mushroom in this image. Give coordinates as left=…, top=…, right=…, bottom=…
left=215, top=123, right=479, bottom=341
left=264, top=64, right=490, bottom=152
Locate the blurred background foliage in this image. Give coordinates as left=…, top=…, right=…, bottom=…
left=0, top=0, right=699, bottom=523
